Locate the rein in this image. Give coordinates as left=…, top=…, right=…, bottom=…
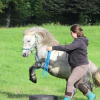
left=23, top=34, right=51, bottom=78
left=34, top=51, right=51, bottom=78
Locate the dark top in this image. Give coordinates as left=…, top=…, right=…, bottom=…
left=52, top=37, right=89, bottom=67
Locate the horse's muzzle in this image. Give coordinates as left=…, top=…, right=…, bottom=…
left=22, top=53, right=26, bottom=57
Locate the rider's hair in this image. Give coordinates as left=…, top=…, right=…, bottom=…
left=70, top=24, right=84, bottom=37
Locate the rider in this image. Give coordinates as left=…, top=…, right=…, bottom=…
left=46, top=24, right=96, bottom=100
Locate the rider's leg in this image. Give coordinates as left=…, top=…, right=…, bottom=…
left=64, top=64, right=89, bottom=100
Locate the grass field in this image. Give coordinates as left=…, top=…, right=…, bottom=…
left=0, top=24, right=100, bottom=100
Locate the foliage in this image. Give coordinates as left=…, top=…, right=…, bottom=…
left=42, top=0, right=100, bottom=14
left=0, top=0, right=10, bottom=13
left=0, top=0, right=34, bottom=26
left=42, top=0, right=100, bottom=24
left=0, top=0, right=100, bottom=26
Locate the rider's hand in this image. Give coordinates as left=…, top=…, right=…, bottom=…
left=46, top=46, right=52, bottom=51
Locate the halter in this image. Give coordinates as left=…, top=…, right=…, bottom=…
left=23, top=34, right=40, bottom=52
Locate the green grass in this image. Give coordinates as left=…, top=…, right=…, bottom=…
left=0, top=25, right=100, bottom=100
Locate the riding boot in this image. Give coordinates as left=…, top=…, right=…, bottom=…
left=64, top=96, right=71, bottom=100
left=85, top=90, right=96, bottom=100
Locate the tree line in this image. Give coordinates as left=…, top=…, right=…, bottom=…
left=0, top=0, right=100, bottom=27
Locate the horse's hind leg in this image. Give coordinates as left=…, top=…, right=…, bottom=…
left=72, top=86, right=77, bottom=98
left=84, top=81, right=93, bottom=92
left=83, top=67, right=93, bottom=92
left=83, top=75, right=93, bottom=92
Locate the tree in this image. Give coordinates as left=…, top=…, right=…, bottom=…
left=0, top=0, right=10, bottom=13
left=42, top=0, right=100, bottom=24
left=42, top=0, right=68, bottom=23
left=1, top=0, right=100, bottom=26
left=0, top=0, right=34, bottom=27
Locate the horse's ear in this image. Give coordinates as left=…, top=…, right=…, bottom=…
left=32, top=31, right=36, bottom=35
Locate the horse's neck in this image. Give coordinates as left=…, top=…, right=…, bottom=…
left=36, top=44, right=47, bottom=61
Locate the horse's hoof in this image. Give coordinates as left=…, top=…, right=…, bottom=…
left=29, top=95, right=58, bottom=100
left=30, top=77, right=37, bottom=83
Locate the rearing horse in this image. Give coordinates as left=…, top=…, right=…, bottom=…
left=22, top=27, right=100, bottom=98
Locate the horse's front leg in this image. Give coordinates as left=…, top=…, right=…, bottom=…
left=29, top=62, right=40, bottom=83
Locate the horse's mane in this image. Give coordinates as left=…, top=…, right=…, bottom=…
left=23, top=27, right=60, bottom=46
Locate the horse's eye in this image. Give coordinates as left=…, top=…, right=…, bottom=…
left=28, top=41, right=30, bottom=42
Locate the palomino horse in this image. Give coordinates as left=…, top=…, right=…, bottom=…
left=22, top=27, right=100, bottom=97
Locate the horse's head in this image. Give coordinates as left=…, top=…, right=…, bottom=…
left=22, top=27, right=59, bottom=57
left=22, top=31, right=38, bottom=57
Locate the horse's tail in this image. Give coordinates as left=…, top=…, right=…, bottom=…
left=89, top=60, right=100, bottom=87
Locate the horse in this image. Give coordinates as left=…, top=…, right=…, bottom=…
left=22, top=27, right=100, bottom=98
